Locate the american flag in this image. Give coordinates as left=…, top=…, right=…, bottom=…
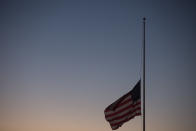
left=104, top=80, right=141, bottom=130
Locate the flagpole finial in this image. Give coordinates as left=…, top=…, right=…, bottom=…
left=143, top=17, right=146, bottom=21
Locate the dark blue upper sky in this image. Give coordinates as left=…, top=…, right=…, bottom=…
left=0, top=1, right=196, bottom=131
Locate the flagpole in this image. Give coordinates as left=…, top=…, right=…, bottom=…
left=142, top=17, right=146, bottom=131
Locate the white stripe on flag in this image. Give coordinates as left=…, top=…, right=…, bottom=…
left=106, top=102, right=141, bottom=121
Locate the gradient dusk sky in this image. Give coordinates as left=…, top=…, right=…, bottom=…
left=0, top=0, right=196, bottom=131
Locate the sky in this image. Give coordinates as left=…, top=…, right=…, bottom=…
left=0, top=0, right=196, bottom=131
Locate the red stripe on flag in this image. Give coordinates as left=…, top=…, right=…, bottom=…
left=105, top=101, right=141, bottom=118
left=105, top=96, right=132, bottom=112
left=108, top=107, right=141, bottom=122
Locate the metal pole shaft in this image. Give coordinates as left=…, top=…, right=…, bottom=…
left=143, top=17, right=146, bottom=131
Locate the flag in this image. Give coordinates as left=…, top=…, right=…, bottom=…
left=104, top=80, right=141, bottom=130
